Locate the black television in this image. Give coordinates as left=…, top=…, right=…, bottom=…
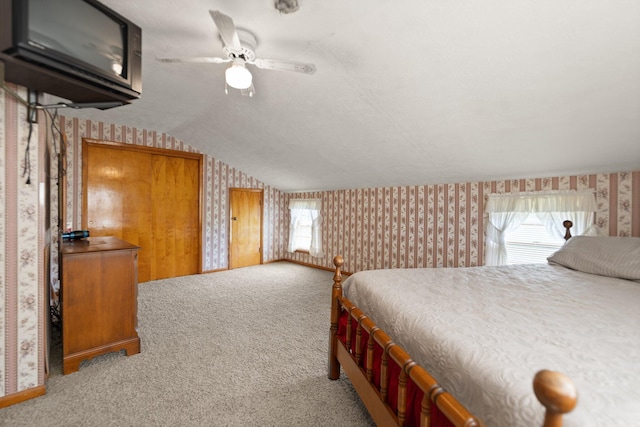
left=0, top=0, right=142, bottom=107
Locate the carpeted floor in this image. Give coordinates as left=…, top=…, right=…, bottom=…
left=0, top=262, right=374, bottom=427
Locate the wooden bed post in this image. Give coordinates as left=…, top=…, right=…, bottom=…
left=562, top=220, right=573, bottom=241
left=533, top=370, right=577, bottom=427
left=328, top=255, right=344, bottom=380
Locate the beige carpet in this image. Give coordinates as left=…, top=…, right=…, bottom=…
left=0, top=262, right=374, bottom=427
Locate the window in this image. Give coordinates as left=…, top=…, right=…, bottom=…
left=504, top=213, right=565, bottom=264
left=287, top=199, right=324, bottom=257
left=485, top=190, right=597, bottom=266
left=290, top=209, right=313, bottom=252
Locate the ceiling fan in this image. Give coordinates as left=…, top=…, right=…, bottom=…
left=157, top=10, right=317, bottom=97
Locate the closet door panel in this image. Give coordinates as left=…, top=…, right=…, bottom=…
left=83, top=140, right=201, bottom=282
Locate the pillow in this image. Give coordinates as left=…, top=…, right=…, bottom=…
left=547, top=236, right=640, bottom=280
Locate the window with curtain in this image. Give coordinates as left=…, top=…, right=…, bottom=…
left=287, top=199, right=324, bottom=257
left=485, top=190, right=597, bottom=266
left=504, top=213, right=565, bottom=264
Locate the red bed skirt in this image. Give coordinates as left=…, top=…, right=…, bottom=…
left=337, top=310, right=454, bottom=427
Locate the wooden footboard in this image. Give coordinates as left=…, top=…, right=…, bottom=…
left=328, top=255, right=578, bottom=427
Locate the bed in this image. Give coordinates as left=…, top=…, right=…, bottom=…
left=328, top=228, right=640, bottom=427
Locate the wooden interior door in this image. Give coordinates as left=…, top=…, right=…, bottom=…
left=229, top=188, right=263, bottom=269
left=82, top=139, right=202, bottom=282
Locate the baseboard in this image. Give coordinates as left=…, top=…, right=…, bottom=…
left=201, top=267, right=229, bottom=274
left=279, top=258, right=353, bottom=276
left=0, top=385, right=46, bottom=408
left=201, top=259, right=352, bottom=276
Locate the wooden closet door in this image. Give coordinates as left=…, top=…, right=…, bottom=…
left=83, top=146, right=153, bottom=283
left=151, top=155, right=200, bottom=280
left=83, top=140, right=201, bottom=282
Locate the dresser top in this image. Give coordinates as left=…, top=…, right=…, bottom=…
left=61, top=236, right=139, bottom=255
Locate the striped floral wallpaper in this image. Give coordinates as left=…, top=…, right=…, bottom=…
left=284, top=172, right=640, bottom=274
left=0, top=85, right=46, bottom=399
left=58, top=116, right=288, bottom=273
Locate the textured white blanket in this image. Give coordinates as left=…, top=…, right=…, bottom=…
left=342, top=264, right=640, bottom=427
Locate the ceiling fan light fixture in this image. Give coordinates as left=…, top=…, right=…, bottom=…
left=225, top=58, right=252, bottom=89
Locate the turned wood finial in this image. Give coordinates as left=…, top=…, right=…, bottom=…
left=533, top=370, right=577, bottom=427
left=333, top=255, right=344, bottom=282
left=562, top=220, right=573, bottom=241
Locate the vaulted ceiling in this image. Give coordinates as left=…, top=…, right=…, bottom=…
left=63, top=0, right=640, bottom=192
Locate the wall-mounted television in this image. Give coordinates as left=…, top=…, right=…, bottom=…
left=0, top=0, right=142, bottom=107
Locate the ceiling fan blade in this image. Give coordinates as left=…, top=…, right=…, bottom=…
left=156, top=56, right=231, bottom=64
left=209, top=10, right=241, bottom=52
left=251, top=58, right=317, bottom=75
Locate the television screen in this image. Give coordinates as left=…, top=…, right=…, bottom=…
left=29, top=0, right=126, bottom=79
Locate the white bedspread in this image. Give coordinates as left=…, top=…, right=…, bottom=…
left=342, top=264, right=640, bottom=427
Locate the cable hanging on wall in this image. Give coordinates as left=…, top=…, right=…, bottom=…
left=2, top=67, right=120, bottom=184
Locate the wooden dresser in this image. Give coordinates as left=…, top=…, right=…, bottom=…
left=60, top=236, right=141, bottom=374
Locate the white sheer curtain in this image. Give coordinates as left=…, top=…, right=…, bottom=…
left=485, top=196, right=532, bottom=266
left=287, top=199, right=324, bottom=257
left=308, top=209, right=324, bottom=257
left=533, top=190, right=599, bottom=239
left=485, top=190, right=597, bottom=266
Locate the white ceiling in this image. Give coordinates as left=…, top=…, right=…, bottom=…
left=64, top=0, right=640, bottom=192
